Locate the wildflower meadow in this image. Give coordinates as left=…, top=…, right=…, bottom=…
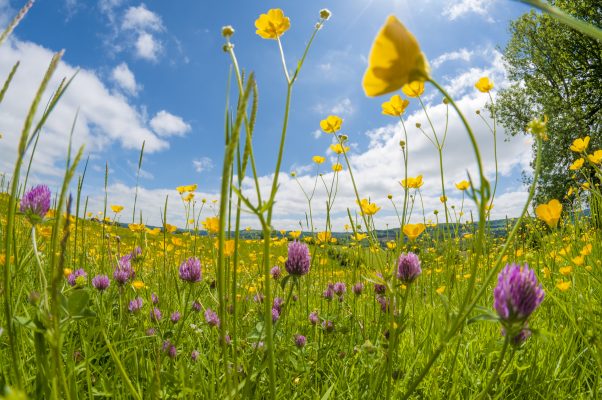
left=1, top=1, right=601, bottom=399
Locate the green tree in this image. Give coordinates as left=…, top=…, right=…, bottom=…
left=496, top=0, right=602, bottom=205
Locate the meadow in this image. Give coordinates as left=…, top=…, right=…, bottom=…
left=1, top=1, right=602, bottom=399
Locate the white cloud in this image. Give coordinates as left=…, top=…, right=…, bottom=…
left=134, top=32, right=161, bottom=60
left=111, top=62, right=140, bottom=96
left=431, top=48, right=473, bottom=69
left=313, top=97, right=354, bottom=116
left=443, top=0, right=495, bottom=22
left=0, top=38, right=171, bottom=178
left=150, top=110, right=191, bottom=137
left=192, top=157, right=213, bottom=173
left=122, top=4, right=163, bottom=32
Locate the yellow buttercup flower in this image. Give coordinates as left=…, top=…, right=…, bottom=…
left=320, top=115, right=343, bottom=133
left=358, top=199, right=381, bottom=216
left=255, top=9, right=290, bottom=40
left=312, top=155, right=325, bottom=164
left=403, top=223, right=426, bottom=241
left=559, top=266, right=572, bottom=276
left=289, top=231, right=301, bottom=239
left=362, top=15, right=430, bottom=97
left=381, top=94, right=409, bottom=117
left=556, top=280, right=571, bottom=292
left=569, top=158, right=584, bottom=170
left=183, top=193, right=195, bottom=202
left=475, top=77, right=494, bottom=93
left=455, top=180, right=470, bottom=191
left=402, top=81, right=425, bottom=97
left=63, top=268, right=73, bottom=278
left=386, top=241, right=396, bottom=250
left=132, top=280, right=146, bottom=289
left=128, top=223, right=146, bottom=233
left=401, top=175, right=423, bottom=189
left=588, top=149, right=602, bottom=164
left=570, top=136, right=590, bottom=153
left=110, top=205, right=124, bottom=213
left=330, top=143, right=350, bottom=155
left=316, top=231, right=332, bottom=244
left=352, top=233, right=368, bottom=241
left=332, top=163, right=343, bottom=172
left=439, top=195, right=447, bottom=203
left=202, top=217, right=220, bottom=234
left=146, top=227, right=161, bottom=236
left=215, top=239, right=235, bottom=257
left=176, top=186, right=187, bottom=194
left=535, top=199, right=562, bottom=228
left=164, top=223, right=178, bottom=233
left=436, top=286, right=446, bottom=295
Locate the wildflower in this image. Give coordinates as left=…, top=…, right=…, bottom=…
left=273, top=297, right=284, bottom=313
left=289, top=231, right=302, bottom=239
left=362, top=16, right=430, bottom=97
left=323, top=285, right=334, bottom=301
left=535, top=199, right=562, bottom=228
left=221, top=25, right=235, bottom=38
left=494, top=263, right=544, bottom=323
left=569, top=136, right=590, bottom=153
left=403, top=223, right=426, bottom=241
left=332, top=163, right=343, bottom=172
left=320, top=115, right=343, bottom=133
left=588, top=150, right=602, bottom=164
left=167, top=345, right=177, bottom=359
left=352, top=282, right=364, bottom=295
left=309, top=311, right=319, bottom=325
left=559, top=266, right=572, bottom=276
left=374, top=274, right=386, bottom=294
left=150, top=307, right=162, bottom=322
left=110, top=205, right=124, bottom=213
left=556, top=280, right=571, bottom=291
left=439, top=195, right=447, bottom=203
left=20, top=185, right=51, bottom=225
left=271, top=307, right=280, bottom=322
left=164, top=223, right=178, bottom=233
left=396, top=252, right=422, bottom=283
left=170, top=311, right=181, bottom=324
left=179, top=257, right=202, bottom=283
left=402, top=81, right=425, bottom=97
left=357, top=199, right=381, bottom=215
left=151, top=293, right=159, bottom=304
left=330, top=143, right=350, bottom=154
left=455, top=180, right=470, bottom=191
left=569, top=158, right=584, bottom=170
left=526, top=116, right=548, bottom=140
left=67, top=269, right=87, bottom=287
left=192, top=301, right=202, bottom=312
left=63, top=268, right=73, bottom=278
left=333, top=282, right=346, bottom=296
left=436, top=286, right=446, bottom=294
left=285, top=241, right=311, bottom=276
left=191, top=350, right=200, bottom=362
left=113, top=256, right=135, bottom=286
left=205, top=308, right=220, bottom=327
left=92, top=275, right=110, bottom=292
left=319, top=9, right=331, bottom=20
left=128, top=297, right=144, bottom=313
left=475, top=77, right=494, bottom=93
left=401, top=175, right=423, bottom=189
left=322, top=320, right=334, bottom=332
left=255, top=9, right=290, bottom=40
left=377, top=296, right=390, bottom=313
left=381, top=94, right=410, bottom=117
left=294, top=334, right=307, bottom=348
left=312, top=155, right=325, bottom=164
left=386, top=241, right=396, bottom=250
left=202, top=217, right=219, bottom=234
left=270, top=266, right=282, bottom=280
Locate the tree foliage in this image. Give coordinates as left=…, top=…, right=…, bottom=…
left=496, top=0, right=602, bottom=204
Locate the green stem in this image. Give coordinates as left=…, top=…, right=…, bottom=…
left=31, top=226, right=49, bottom=310
left=477, top=336, right=510, bottom=399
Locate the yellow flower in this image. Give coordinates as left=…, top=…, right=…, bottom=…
left=176, top=186, right=187, bottom=194
left=320, top=115, right=343, bottom=133
left=588, top=149, right=602, bottom=164
left=164, top=223, right=178, bottom=234
left=403, top=223, right=426, bottom=241
left=559, top=266, right=572, bottom=276
left=352, top=233, right=367, bottom=241
left=569, top=158, right=584, bottom=170
left=535, top=199, right=562, bottom=228
left=436, top=286, right=446, bottom=295
left=541, top=267, right=551, bottom=279
left=358, top=199, right=381, bottom=215
left=132, top=280, right=146, bottom=289
left=312, top=155, right=325, bottom=164
left=214, top=239, right=235, bottom=257
left=128, top=223, right=146, bottom=233
left=332, top=163, right=343, bottom=172
left=580, top=244, right=592, bottom=256
left=402, top=81, right=425, bottom=97
left=570, top=136, right=590, bottom=153
left=63, top=268, right=73, bottom=278
left=386, top=241, right=396, bottom=250
left=330, top=143, right=350, bottom=154
left=202, top=217, right=219, bottom=234
left=186, top=184, right=198, bottom=192
left=183, top=193, right=195, bottom=202
left=289, top=231, right=301, bottom=239
left=475, top=77, right=494, bottom=93
left=556, top=280, right=571, bottom=292
left=455, top=180, right=470, bottom=191
left=110, top=205, right=124, bottom=213
left=146, top=227, right=161, bottom=236
left=401, top=175, right=423, bottom=189
left=571, top=256, right=584, bottom=266
left=362, top=16, right=430, bottom=97
left=255, top=9, right=290, bottom=40
left=439, top=195, right=447, bottom=203
left=381, top=94, right=409, bottom=117
left=316, top=231, right=332, bottom=243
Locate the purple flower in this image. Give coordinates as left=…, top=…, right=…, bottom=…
left=270, top=266, right=282, bottom=280
left=150, top=307, right=162, bottom=322
left=92, top=275, right=110, bottom=292
left=322, top=320, right=334, bottom=333
left=145, top=328, right=156, bottom=336
left=374, top=273, right=386, bottom=294
left=191, top=350, right=200, bottom=362
left=294, top=334, right=306, bottom=348
left=151, top=293, right=159, bottom=304
left=170, top=311, right=181, bottom=323
left=179, top=257, right=202, bottom=283
left=494, top=263, right=544, bottom=323
left=309, top=311, right=319, bottom=325
left=192, top=301, right=202, bottom=312
left=285, top=241, right=311, bottom=276
left=205, top=308, right=220, bottom=328
left=396, top=252, right=421, bottom=283
left=273, top=297, right=284, bottom=313
left=128, top=297, right=144, bottom=313
left=377, top=296, right=390, bottom=313
left=167, top=345, right=177, bottom=358
left=352, top=282, right=364, bottom=296
left=333, top=282, right=346, bottom=296
left=67, top=269, right=87, bottom=287
left=323, top=286, right=334, bottom=301
left=113, top=256, right=135, bottom=286
left=130, top=246, right=142, bottom=261
left=20, top=185, right=51, bottom=224
left=271, top=307, right=280, bottom=323
left=253, top=293, right=264, bottom=303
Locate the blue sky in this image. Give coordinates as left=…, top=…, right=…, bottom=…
left=0, top=0, right=536, bottom=230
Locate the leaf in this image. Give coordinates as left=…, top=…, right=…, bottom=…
left=321, top=384, right=335, bottom=400
left=67, top=290, right=90, bottom=316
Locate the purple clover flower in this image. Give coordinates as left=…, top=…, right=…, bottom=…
left=271, top=307, right=280, bottom=323
left=323, top=286, right=334, bottom=301
left=285, top=241, right=311, bottom=276
left=374, top=273, right=386, bottom=294
left=309, top=311, right=319, bottom=325
left=113, top=256, right=135, bottom=286
left=128, top=297, right=144, bottom=313
left=352, top=282, right=364, bottom=296
left=273, top=297, right=284, bottom=313
left=270, top=266, right=282, bottom=280
left=67, top=268, right=87, bottom=287
left=92, top=275, right=110, bottom=292
left=179, top=257, right=202, bottom=283
left=170, top=311, right=181, bottom=323
left=150, top=307, right=162, bottom=322
left=191, top=350, right=200, bottom=362
left=333, top=282, right=346, bottom=296
left=396, top=252, right=421, bottom=283
left=20, top=185, right=51, bottom=225
left=494, top=263, right=544, bottom=323
left=151, top=293, right=159, bottom=304
left=205, top=308, right=220, bottom=328
left=192, top=301, right=202, bottom=312
left=294, top=334, right=306, bottom=348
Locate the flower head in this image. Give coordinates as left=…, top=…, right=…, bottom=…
left=128, top=297, right=144, bottom=313
left=309, top=311, right=319, bottom=325
left=358, top=199, right=381, bottom=216
left=294, top=334, right=307, bottom=348
left=202, top=217, right=220, bottom=234
left=569, top=136, right=590, bottom=153
left=475, top=77, right=494, bottom=93
left=588, top=150, right=602, bottom=165
left=20, top=185, right=51, bottom=225
left=110, top=205, right=124, bottom=213
left=402, top=81, right=425, bottom=97
left=401, top=175, right=423, bottom=189
left=179, top=257, right=202, bottom=283
left=67, top=268, right=87, bottom=287
left=319, top=9, right=331, bottom=20
left=330, top=143, right=350, bottom=154
left=403, top=223, right=426, bottom=241
left=312, top=155, right=325, bottom=164
left=204, top=308, right=220, bottom=327
left=535, top=199, right=562, bottom=228
left=255, top=9, right=290, bottom=40
left=493, top=263, right=544, bottom=323
left=320, top=115, right=343, bottom=133
left=381, top=94, right=410, bottom=117
left=455, top=180, right=470, bottom=191
left=285, top=241, right=311, bottom=276
left=569, top=158, right=584, bottom=170
left=396, top=252, right=421, bottom=283
left=270, top=266, right=282, bottom=280
left=92, top=275, right=110, bottom=292
left=362, top=16, right=430, bottom=97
